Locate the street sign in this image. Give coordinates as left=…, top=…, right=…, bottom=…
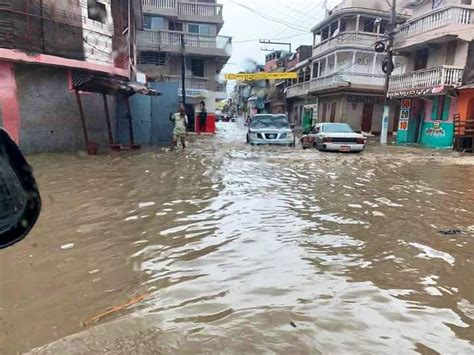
left=224, top=73, right=298, bottom=81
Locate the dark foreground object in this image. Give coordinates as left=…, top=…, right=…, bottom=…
left=0, top=129, right=41, bottom=249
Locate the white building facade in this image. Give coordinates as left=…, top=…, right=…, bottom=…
left=137, top=0, right=231, bottom=115
left=286, top=0, right=405, bottom=134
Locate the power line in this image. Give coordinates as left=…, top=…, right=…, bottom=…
left=271, top=0, right=326, bottom=40
left=233, top=33, right=310, bottom=44
left=229, top=0, right=309, bottom=32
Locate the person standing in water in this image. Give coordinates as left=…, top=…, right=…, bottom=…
left=199, top=101, right=207, bottom=134
left=170, top=105, right=188, bottom=150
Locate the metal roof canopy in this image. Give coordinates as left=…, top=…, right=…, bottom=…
left=73, top=74, right=161, bottom=97
left=72, top=73, right=161, bottom=154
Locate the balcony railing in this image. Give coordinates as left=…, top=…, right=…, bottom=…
left=286, top=81, right=310, bottom=98
left=397, top=5, right=474, bottom=40
left=179, top=1, right=223, bottom=17
left=137, top=30, right=231, bottom=51
left=313, top=32, right=380, bottom=57
left=142, top=0, right=223, bottom=21
left=163, top=75, right=209, bottom=91
left=286, top=72, right=385, bottom=98
left=142, top=0, right=176, bottom=9
left=388, top=66, right=464, bottom=94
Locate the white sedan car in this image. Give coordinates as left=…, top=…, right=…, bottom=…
left=300, top=123, right=366, bottom=152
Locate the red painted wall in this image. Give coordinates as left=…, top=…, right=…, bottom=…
left=0, top=61, right=21, bottom=143
left=458, top=89, right=474, bottom=121
left=194, top=114, right=216, bottom=134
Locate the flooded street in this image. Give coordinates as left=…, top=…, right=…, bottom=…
left=1, top=118, right=474, bottom=354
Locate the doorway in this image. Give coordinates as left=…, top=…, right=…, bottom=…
left=361, top=103, right=374, bottom=132
left=414, top=48, right=429, bottom=71
left=330, top=102, right=336, bottom=122
left=412, top=99, right=425, bottom=143
left=191, top=59, right=204, bottom=77
left=321, top=103, right=327, bottom=122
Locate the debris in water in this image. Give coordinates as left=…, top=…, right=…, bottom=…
left=438, top=229, right=463, bottom=236
left=138, top=201, right=155, bottom=208
left=82, top=293, right=151, bottom=327
left=60, top=243, right=75, bottom=250
left=88, top=269, right=100, bottom=275
left=290, top=321, right=297, bottom=328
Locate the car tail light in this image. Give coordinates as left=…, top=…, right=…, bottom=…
left=323, top=137, right=333, bottom=143
left=357, top=138, right=365, bottom=144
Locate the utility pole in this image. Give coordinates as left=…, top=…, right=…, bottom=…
left=380, top=0, right=396, bottom=144
left=181, top=33, right=186, bottom=106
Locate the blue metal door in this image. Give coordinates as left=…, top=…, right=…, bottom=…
left=150, top=82, right=179, bottom=146
left=130, top=94, right=152, bottom=145
left=117, top=93, right=152, bottom=145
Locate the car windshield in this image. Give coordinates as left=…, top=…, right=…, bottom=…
left=322, top=123, right=355, bottom=133
left=250, top=116, right=290, bottom=129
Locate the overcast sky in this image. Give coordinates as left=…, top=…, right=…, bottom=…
left=219, top=0, right=341, bottom=74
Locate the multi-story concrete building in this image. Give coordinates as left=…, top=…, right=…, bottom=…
left=389, top=0, right=474, bottom=149
left=286, top=0, right=407, bottom=133
left=0, top=0, right=145, bottom=153
left=137, top=0, right=231, bottom=126
left=266, top=46, right=313, bottom=115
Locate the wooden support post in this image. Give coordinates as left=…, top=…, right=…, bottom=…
left=102, top=94, right=114, bottom=146
left=74, top=90, right=89, bottom=148
left=125, top=97, right=134, bottom=145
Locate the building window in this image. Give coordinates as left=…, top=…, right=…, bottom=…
left=414, top=48, right=429, bottom=70
left=321, top=27, right=329, bottom=41
left=144, top=15, right=165, bottom=31
left=312, top=62, right=320, bottom=78
left=191, top=59, right=205, bottom=77
left=169, top=21, right=183, bottom=31
left=329, top=22, right=338, bottom=37
left=340, top=19, right=347, bottom=32
left=138, top=52, right=167, bottom=65
left=362, top=17, right=375, bottom=33
left=304, top=67, right=311, bottom=82
left=461, top=0, right=472, bottom=4
left=87, top=0, right=107, bottom=23
left=188, top=24, right=211, bottom=35
left=298, top=70, right=304, bottom=83
left=379, top=20, right=388, bottom=34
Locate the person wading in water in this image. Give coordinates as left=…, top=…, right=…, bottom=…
left=170, top=105, right=188, bottom=150
left=199, top=101, right=207, bottom=134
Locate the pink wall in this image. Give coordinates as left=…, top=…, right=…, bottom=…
left=265, top=60, right=278, bottom=72
left=424, top=99, right=433, bottom=122
left=0, top=61, right=21, bottom=143
left=449, top=97, right=458, bottom=121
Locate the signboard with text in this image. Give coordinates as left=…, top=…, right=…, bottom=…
left=398, top=99, right=411, bottom=131
left=224, top=72, right=298, bottom=81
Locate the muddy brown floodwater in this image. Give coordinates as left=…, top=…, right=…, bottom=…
left=1, top=119, right=474, bottom=354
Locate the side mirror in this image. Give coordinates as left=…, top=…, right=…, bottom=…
left=0, top=129, right=41, bottom=249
